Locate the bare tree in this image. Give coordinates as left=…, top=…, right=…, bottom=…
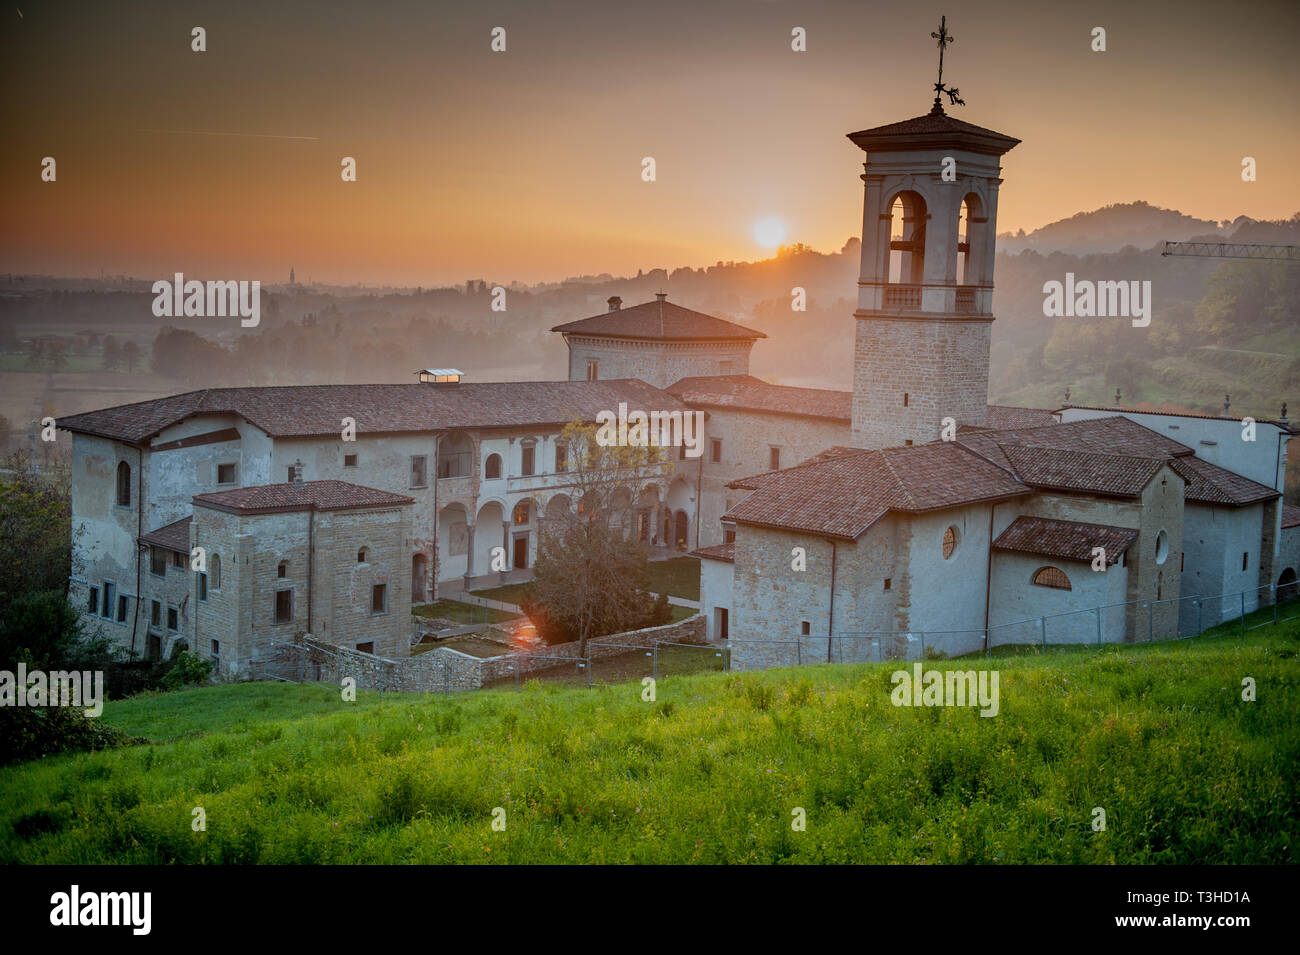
left=526, top=417, right=674, bottom=655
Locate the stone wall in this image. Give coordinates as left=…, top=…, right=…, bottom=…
left=286, top=614, right=707, bottom=694
left=851, top=316, right=991, bottom=448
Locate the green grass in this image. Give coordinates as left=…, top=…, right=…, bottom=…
left=412, top=599, right=519, bottom=625
left=474, top=558, right=701, bottom=605
left=647, top=556, right=701, bottom=601
left=469, top=582, right=532, bottom=606
left=1, top=621, right=1296, bottom=864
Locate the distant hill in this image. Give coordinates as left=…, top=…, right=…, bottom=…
left=998, top=201, right=1238, bottom=255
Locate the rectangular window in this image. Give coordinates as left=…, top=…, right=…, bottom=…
left=101, top=581, right=115, bottom=619
left=210, top=639, right=220, bottom=666
left=724, top=528, right=736, bottom=544
left=800, top=621, right=811, bottom=636
left=711, top=438, right=722, bottom=464
left=521, top=446, right=535, bottom=476
left=344, top=453, right=358, bottom=467
left=151, top=599, right=161, bottom=627
left=884, top=578, right=892, bottom=591
left=151, top=547, right=167, bottom=576
left=274, top=589, right=293, bottom=624
left=555, top=443, right=568, bottom=472
left=216, top=462, right=237, bottom=484
left=1180, top=552, right=1184, bottom=572
left=197, top=572, right=208, bottom=602
left=148, top=634, right=161, bottom=661
left=287, top=466, right=296, bottom=482
left=769, top=447, right=781, bottom=470
left=410, top=455, right=428, bottom=488
left=167, top=605, right=178, bottom=631
left=586, top=359, right=598, bottom=381
left=88, top=587, right=99, bottom=614
left=1243, top=551, right=1249, bottom=571
left=172, top=551, right=188, bottom=570
left=371, top=583, right=387, bottom=615
left=116, top=594, right=128, bottom=623
left=904, top=440, right=913, bottom=447
left=356, top=641, right=375, bottom=655
left=903, top=393, right=909, bottom=407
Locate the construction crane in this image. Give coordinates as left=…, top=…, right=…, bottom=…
left=1161, top=241, right=1299, bottom=261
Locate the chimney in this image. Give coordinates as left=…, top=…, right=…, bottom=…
left=1114, top=388, right=1122, bottom=406
left=607, top=296, right=622, bottom=312
left=1224, top=393, right=1232, bottom=416
left=655, top=291, right=668, bottom=302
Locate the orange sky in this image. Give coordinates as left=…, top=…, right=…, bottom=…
left=2, top=0, right=1297, bottom=286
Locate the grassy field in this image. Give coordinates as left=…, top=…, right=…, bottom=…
left=473, top=556, right=701, bottom=605
left=647, top=556, right=701, bottom=601
left=411, top=599, right=520, bottom=625
left=0, top=619, right=1296, bottom=864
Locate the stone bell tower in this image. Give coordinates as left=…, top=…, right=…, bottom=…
left=847, top=18, right=1019, bottom=449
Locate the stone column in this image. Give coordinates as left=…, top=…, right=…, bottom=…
left=463, top=522, right=476, bottom=589
left=500, top=519, right=511, bottom=581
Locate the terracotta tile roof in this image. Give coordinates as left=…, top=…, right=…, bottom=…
left=847, top=110, right=1020, bottom=156
left=725, top=443, right=1029, bottom=540
left=193, top=480, right=414, bottom=515
left=993, top=516, right=1138, bottom=565
left=960, top=415, right=1194, bottom=463
left=690, top=543, right=735, bottom=563
left=57, top=379, right=687, bottom=443
left=551, top=299, right=765, bottom=341
left=998, top=445, right=1165, bottom=499
left=666, top=375, right=852, bottom=422
left=140, top=516, right=192, bottom=552
left=1170, top=456, right=1280, bottom=507
left=979, top=406, right=1060, bottom=430
left=1057, top=404, right=1295, bottom=433
left=1283, top=504, right=1300, bottom=529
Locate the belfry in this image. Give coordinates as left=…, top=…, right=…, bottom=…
left=847, top=17, right=1020, bottom=448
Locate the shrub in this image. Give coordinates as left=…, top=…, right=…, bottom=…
left=158, top=650, right=213, bottom=691
left=0, top=704, right=139, bottom=767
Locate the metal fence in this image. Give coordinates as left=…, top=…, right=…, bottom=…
left=731, top=582, right=1300, bottom=666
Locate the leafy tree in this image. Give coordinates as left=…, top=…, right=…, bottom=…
left=120, top=340, right=141, bottom=373
left=101, top=335, right=121, bottom=371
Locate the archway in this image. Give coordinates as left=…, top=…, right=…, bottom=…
left=887, top=190, right=928, bottom=288
left=1279, top=567, right=1298, bottom=604
left=411, top=552, right=429, bottom=603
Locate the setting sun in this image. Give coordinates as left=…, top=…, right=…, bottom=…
left=753, top=217, right=787, bottom=249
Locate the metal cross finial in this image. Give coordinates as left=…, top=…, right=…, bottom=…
left=930, top=16, right=965, bottom=113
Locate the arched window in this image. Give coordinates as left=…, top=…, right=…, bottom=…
left=484, top=453, right=502, bottom=480
left=1032, top=566, right=1071, bottom=590
left=210, top=554, right=221, bottom=590
left=1155, top=529, right=1169, bottom=565
left=887, top=191, right=928, bottom=293
left=942, top=525, right=958, bottom=560
left=512, top=502, right=530, bottom=525
left=116, top=461, right=131, bottom=506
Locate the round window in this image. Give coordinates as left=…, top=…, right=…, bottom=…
left=942, top=525, right=959, bottom=560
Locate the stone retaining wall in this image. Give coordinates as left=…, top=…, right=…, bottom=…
left=290, top=614, right=706, bottom=693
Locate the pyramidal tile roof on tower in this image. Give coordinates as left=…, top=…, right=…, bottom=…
left=550, top=298, right=765, bottom=342
left=847, top=110, right=1021, bottom=156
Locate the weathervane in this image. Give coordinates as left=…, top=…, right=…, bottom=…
left=930, top=16, right=965, bottom=114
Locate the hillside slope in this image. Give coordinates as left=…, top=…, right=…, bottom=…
left=1, top=621, right=1297, bottom=864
